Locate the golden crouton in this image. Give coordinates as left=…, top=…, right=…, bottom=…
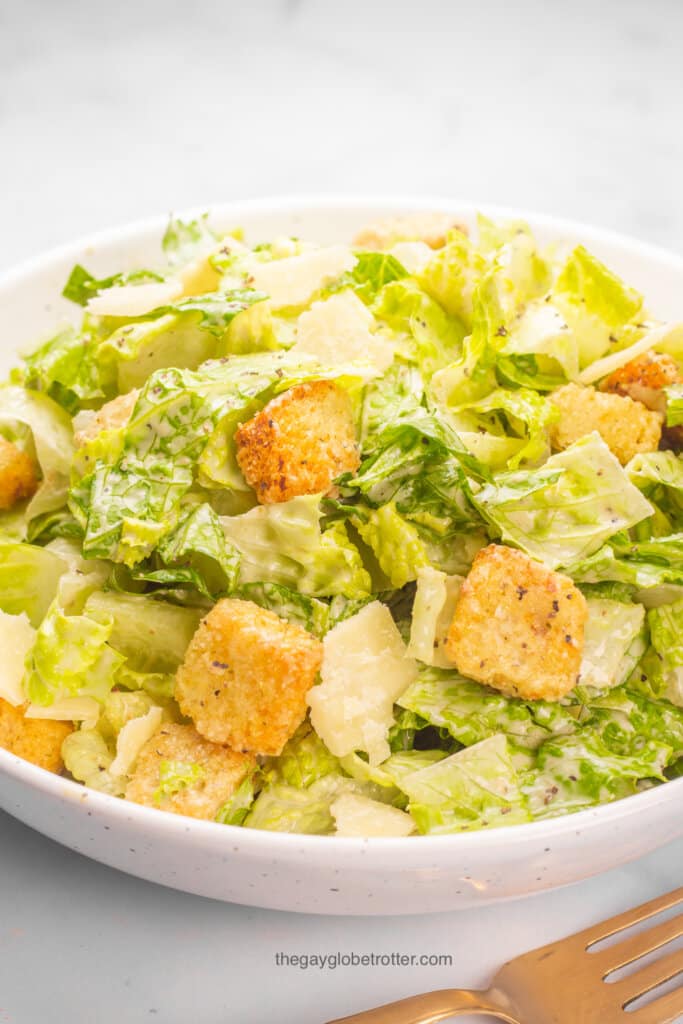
left=549, top=383, right=662, bottom=465
left=235, top=380, right=360, bottom=504
left=175, top=598, right=323, bottom=755
left=125, top=722, right=255, bottom=821
left=73, top=389, right=139, bottom=448
left=601, top=351, right=682, bottom=413
left=353, top=212, right=468, bottom=251
left=0, top=698, right=72, bottom=773
left=445, top=545, right=587, bottom=701
left=0, top=437, right=38, bottom=510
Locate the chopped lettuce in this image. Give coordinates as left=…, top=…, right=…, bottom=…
left=215, top=774, right=258, bottom=825
left=24, top=598, right=125, bottom=707
left=398, top=667, right=573, bottom=752
left=245, top=773, right=394, bottom=834
left=578, top=598, right=646, bottom=693
left=262, top=723, right=339, bottom=789
left=524, top=731, right=669, bottom=819
left=133, top=502, right=241, bottom=599
left=473, top=433, right=654, bottom=569
left=84, top=591, right=202, bottom=674
left=552, top=245, right=644, bottom=367
left=0, top=540, right=67, bottom=625
left=223, top=495, right=371, bottom=598
left=401, top=735, right=530, bottom=833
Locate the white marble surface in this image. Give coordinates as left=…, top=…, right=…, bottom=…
left=1, top=1, right=683, bottom=1021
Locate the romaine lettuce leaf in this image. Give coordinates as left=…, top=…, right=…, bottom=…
left=401, top=735, right=530, bottom=833
left=84, top=591, right=202, bottom=674
left=429, top=274, right=504, bottom=409
left=397, top=667, right=572, bottom=751
left=552, top=245, right=644, bottom=368
left=262, top=722, right=339, bottom=789
left=24, top=598, right=125, bottom=707
left=222, top=495, right=371, bottom=598
left=353, top=502, right=430, bottom=588
left=62, top=265, right=164, bottom=306
left=20, top=326, right=113, bottom=414
left=132, top=502, right=241, bottom=599
left=524, top=730, right=669, bottom=819
left=245, top=773, right=394, bottom=834
left=234, top=581, right=329, bottom=637
left=578, top=598, right=646, bottom=693
left=61, top=728, right=125, bottom=797
left=570, top=532, right=683, bottom=591
left=215, top=773, right=258, bottom=825
left=372, top=279, right=465, bottom=377
left=637, top=598, right=683, bottom=706
left=418, top=228, right=485, bottom=325
left=162, top=213, right=219, bottom=263
left=627, top=452, right=683, bottom=526
left=0, top=540, right=67, bottom=626
left=473, top=433, right=654, bottom=569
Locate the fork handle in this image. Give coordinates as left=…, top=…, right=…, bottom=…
left=324, top=988, right=519, bottom=1023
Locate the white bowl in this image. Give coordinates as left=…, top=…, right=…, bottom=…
left=1, top=197, right=682, bottom=916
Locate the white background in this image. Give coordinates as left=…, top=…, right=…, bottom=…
left=1, top=1, right=682, bottom=1021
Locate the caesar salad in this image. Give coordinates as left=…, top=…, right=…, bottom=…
left=1, top=210, right=683, bottom=837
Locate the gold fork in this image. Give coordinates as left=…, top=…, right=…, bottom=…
left=326, top=887, right=683, bottom=1024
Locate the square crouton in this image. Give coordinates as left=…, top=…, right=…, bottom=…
left=445, top=545, right=587, bottom=701
left=0, top=698, right=72, bottom=772
left=234, top=380, right=360, bottom=504
left=601, top=350, right=682, bottom=414
left=0, top=437, right=38, bottom=510
left=125, top=722, right=256, bottom=820
left=549, top=383, right=662, bottom=465
left=353, top=212, right=468, bottom=251
left=175, top=599, right=323, bottom=755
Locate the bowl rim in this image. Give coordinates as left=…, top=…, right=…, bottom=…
left=1, top=193, right=682, bottom=853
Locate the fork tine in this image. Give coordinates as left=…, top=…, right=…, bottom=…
left=575, top=888, right=683, bottom=949
left=627, top=983, right=683, bottom=1024
left=598, top=913, right=683, bottom=972
left=614, top=947, right=683, bottom=1004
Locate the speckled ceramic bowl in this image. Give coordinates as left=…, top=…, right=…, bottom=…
left=1, top=198, right=682, bottom=915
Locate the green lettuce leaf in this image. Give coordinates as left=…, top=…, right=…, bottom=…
left=24, top=599, right=125, bottom=706
left=571, top=532, right=683, bottom=591
left=234, top=581, right=329, bottom=637
left=162, top=213, right=219, bottom=263
left=578, top=598, right=646, bottom=693
left=262, top=723, right=339, bottom=789
left=215, top=774, right=258, bottom=825
left=154, top=759, right=205, bottom=801
left=473, top=433, right=654, bottom=569
left=70, top=353, right=328, bottom=565
left=0, top=540, right=67, bottom=626
left=62, top=265, right=164, bottom=306
left=372, top=279, right=465, bottom=377
left=397, top=667, right=575, bottom=752
left=552, top=245, right=644, bottom=368
left=524, top=730, right=669, bottom=819
left=84, top=591, right=202, bottom=674
left=400, top=735, right=530, bottom=833
left=131, top=503, right=241, bottom=599
left=20, top=326, right=113, bottom=414
left=353, top=502, right=430, bottom=587
left=245, top=773, right=394, bottom=834
left=222, top=495, right=371, bottom=598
